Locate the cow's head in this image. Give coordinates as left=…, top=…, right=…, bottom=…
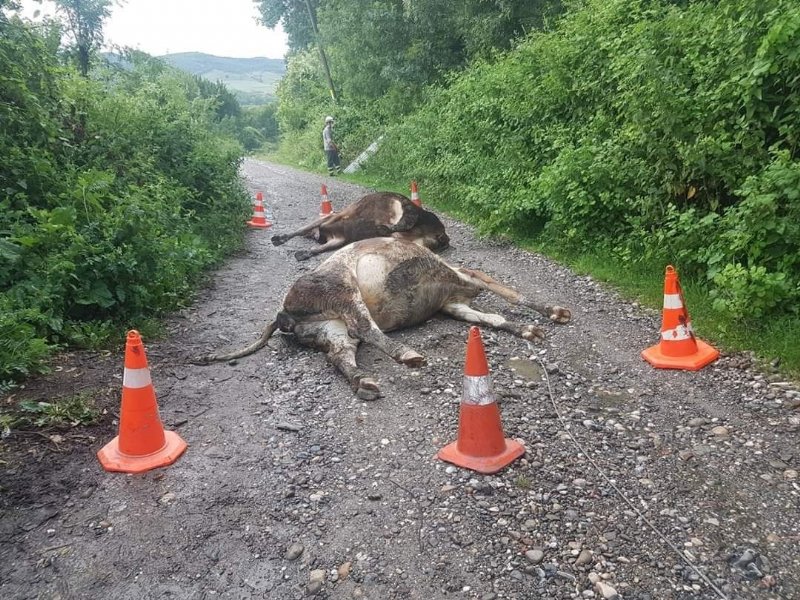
left=415, top=209, right=450, bottom=251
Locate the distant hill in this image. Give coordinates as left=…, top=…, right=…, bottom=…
left=160, top=52, right=285, bottom=105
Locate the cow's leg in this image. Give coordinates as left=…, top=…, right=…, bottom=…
left=294, top=237, right=347, bottom=261
left=455, top=268, right=571, bottom=323
left=328, top=344, right=381, bottom=401
left=272, top=216, right=333, bottom=246
left=297, top=320, right=381, bottom=400
left=440, top=302, right=545, bottom=341
left=342, top=299, right=426, bottom=367
left=324, top=334, right=382, bottom=401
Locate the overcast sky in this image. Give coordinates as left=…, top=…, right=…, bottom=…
left=18, top=0, right=288, bottom=58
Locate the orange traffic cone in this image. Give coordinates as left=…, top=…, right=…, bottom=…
left=319, top=184, right=334, bottom=217
left=437, top=327, right=525, bottom=474
left=97, top=331, right=187, bottom=473
left=410, top=181, right=422, bottom=207
left=247, top=192, right=271, bottom=228
left=642, top=265, right=719, bottom=370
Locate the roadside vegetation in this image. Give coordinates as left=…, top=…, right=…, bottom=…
left=0, top=393, right=100, bottom=437
left=0, top=1, right=253, bottom=387
left=263, top=0, right=800, bottom=375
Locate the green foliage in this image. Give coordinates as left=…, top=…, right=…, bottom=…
left=0, top=302, right=53, bottom=380
left=256, top=0, right=318, bottom=51
left=710, top=264, right=792, bottom=319
left=192, top=75, right=241, bottom=119
left=0, top=12, right=251, bottom=382
left=719, top=152, right=800, bottom=278
left=2, top=393, right=99, bottom=431
left=318, top=1, right=420, bottom=104
left=275, top=47, right=333, bottom=133
left=235, top=90, right=278, bottom=106
left=259, top=0, right=562, bottom=59
left=322, top=0, right=562, bottom=98
left=270, top=122, right=329, bottom=171
left=236, top=103, right=280, bottom=151
left=268, top=1, right=566, bottom=174
left=365, top=0, right=800, bottom=325
left=54, top=0, right=112, bottom=76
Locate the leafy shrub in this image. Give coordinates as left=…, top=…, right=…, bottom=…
left=238, top=126, right=265, bottom=151
left=719, top=151, right=800, bottom=281
left=363, top=0, right=800, bottom=323
left=0, top=15, right=251, bottom=382
left=711, top=264, right=793, bottom=319
left=0, top=302, right=53, bottom=381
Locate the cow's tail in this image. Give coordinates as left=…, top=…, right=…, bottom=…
left=192, top=319, right=280, bottom=365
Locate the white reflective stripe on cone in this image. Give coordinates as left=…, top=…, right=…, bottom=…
left=462, top=375, right=495, bottom=406
left=123, top=367, right=152, bottom=389
left=661, top=323, right=694, bottom=341
left=663, top=294, right=684, bottom=309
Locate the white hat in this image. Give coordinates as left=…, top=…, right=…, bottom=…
left=325, top=116, right=334, bottom=123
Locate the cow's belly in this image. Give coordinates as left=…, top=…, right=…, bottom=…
left=355, top=253, right=465, bottom=331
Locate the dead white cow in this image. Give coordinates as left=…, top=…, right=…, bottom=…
left=196, top=238, right=571, bottom=399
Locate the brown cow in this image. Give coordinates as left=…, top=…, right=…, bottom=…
left=271, top=191, right=450, bottom=261
left=196, top=238, right=571, bottom=400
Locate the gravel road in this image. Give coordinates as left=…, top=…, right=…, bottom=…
left=1, top=158, right=799, bottom=600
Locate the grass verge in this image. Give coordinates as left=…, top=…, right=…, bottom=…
left=528, top=243, right=800, bottom=378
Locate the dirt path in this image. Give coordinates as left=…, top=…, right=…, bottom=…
left=2, top=158, right=799, bottom=600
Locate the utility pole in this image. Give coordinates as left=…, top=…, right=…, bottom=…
left=303, top=0, right=338, bottom=103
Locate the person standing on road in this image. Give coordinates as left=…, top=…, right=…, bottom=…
left=322, top=116, right=341, bottom=176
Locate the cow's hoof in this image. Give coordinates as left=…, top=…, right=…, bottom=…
left=399, top=350, right=425, bottom=368
left=549, top=306, right=571, bottom=324
left=295, top=250, right=313, bottom=261
left=271, top=235, right=287, bottom=246
left=356, top=378, right=381, bottom=401
left=521, top=325, right=545, bottom=342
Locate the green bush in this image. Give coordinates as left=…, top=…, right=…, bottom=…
left=0, top=16, right=251, bottom=381
left=711, top=264, right=792, bottom=319
left=364, top=0, right=800, bottom=322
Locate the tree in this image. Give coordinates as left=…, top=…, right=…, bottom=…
left=271, top=0, right=566, bottom=111
left=54, top=0, right=113, bottom=77
left=255, top=0, right=318, bottom=51
left=450, top=0, right=565, bottom=58
left=193, top=76, right=242, bottom=121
